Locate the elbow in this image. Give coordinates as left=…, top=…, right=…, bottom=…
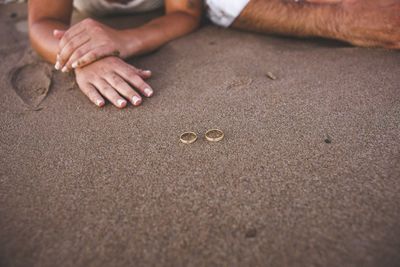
left=28, top=21, right=46, bottom=54
left=184, top=12, right=202, bottom=29
left=28, top=22, right=39, bottom=52
left=170, top=11, right=202, bottom=31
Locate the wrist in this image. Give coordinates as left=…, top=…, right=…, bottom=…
left=118, top=28, right=144, bottom=59
left=317, top=4, right=344, bottom=40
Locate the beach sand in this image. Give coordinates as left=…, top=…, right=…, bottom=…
left=1, top=3, right=400, bottom=267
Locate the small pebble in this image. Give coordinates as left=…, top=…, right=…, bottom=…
left=266, top=72, right=277, bottom=80
left=324, top=136, right=332, bottom=144
left=245, top=228, right=257, bottom=238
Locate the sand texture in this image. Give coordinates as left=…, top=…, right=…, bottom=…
left=1, top=3, right=400, bottom=267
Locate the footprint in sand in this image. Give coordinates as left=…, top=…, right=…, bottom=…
left=226, top=76, right=253, bottom=90
left=10, top=62, right=52, bottom=108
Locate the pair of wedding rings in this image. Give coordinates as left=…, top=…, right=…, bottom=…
left=180, top=129, right=224, bottom=144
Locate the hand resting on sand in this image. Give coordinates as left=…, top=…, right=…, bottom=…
left=53, top=18, right=129, bottom=72
left=29, top=0, right=203, bottom=108
left=74, top=56, right=154, bottom=108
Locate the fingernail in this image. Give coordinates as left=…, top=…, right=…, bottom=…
left=143, top=70, right=152, bottom=75
left=132, top=96, right=142, bottom=106
left=96, top=99, right=104, bottom=107
left=71, top=61, right=78, bottom=68
left=61, top=66, right=68, bottom=73
left=117, top=99, right=127, bottom=107
left=144, top=88, right=153, bottom=97
left=55, top=61, right=61, bottom=70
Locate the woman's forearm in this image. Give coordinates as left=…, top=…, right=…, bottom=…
left=29, top=20, right=69, bottom=63
left=30, top=12, right=200, bottom=64
left=29, top=0, right=201, bottom=65
left=28, top=0, right=73, bottom=63
left=119, top=11, right=201, bottom=58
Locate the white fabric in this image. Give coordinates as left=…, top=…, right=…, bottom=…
left=74, top=0, right=163, bottom=15
left=206, top=0, right=250, bottom=27
left=74, top=0, right=250, bottom=28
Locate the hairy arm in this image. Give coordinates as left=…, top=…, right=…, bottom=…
left=232, top=0, right=340, bottom=38
left=232, top=0, right=400, bottom=48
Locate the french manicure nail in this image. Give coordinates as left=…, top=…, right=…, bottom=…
left=96, top=99, right=104, bottom=107
left=117, top=99, right=126, bottom=107
left=144, top=88, right=153, bottom=97
left=55, top=61, right=61, bottom=70
left=61, top=66, right=68, bottom=73
left=71, top=61, right=78, bottom=68
left=132, top=96, right=142, bottom=106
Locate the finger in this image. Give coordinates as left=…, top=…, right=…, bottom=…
left=105, top=72, right=142, bottom=106
left=58, top=25, right=85, bottom=51
left=59, top=18, right=96, bottom=49
left=63, top=42, right=94, bottom=70
left=53, top=29, right=65, bottom=40
left=71, top=51, right=152, bottom=80
left=94, top=79, right=127, bottom=108
left=70, top=46, right=120, bottom=69
left=116, top=65, right=154, bottom=97
left=127, top=65, right=152, bottom=79
left=58, top=32, right=91, bottom=72
left=136, top=69, right=152, bottom=79
left=79, top=83, right=105, bottom=107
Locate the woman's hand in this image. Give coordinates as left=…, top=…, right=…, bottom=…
left=74, top=56, right=154, bottom=108
left=54, top=18, right=129, bottom=72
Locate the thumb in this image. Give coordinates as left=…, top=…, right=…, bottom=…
left=53, top=29, right=66, bottom=39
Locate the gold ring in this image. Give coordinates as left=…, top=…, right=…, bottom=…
left=180, top=132, right=197, bottom=144
left=205, top=129, right=224, bottom=142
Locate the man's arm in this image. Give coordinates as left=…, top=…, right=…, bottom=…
left=231, top=0, right=400, bottom=49
left=231, top=0, right=340, bottom=39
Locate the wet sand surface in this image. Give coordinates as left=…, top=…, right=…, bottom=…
left=1, top=3, right=400, bottom=267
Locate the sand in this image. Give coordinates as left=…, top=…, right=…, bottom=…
left=1, top=2, right=400, bottom=267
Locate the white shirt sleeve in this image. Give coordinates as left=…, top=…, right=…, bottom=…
left=206, top=0, right=250, bottom=27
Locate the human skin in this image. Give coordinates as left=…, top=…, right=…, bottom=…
left=232, top=0, right=400, bottom=49
left=53, top=1, right=203, bottom=72
left=29, top=0, right=399, bottom=108
left=28, top=0, right=203, bottom=108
